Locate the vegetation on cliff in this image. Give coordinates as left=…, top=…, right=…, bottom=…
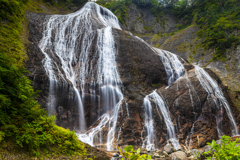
left=0, top=0, right=90, bottom=158
left=98, top=0, right=240, bottom=61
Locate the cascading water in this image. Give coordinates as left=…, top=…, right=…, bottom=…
left=142, top=90, right=181, bottom=150
left=154, top=48, right=185, bottom=86
left=195, top=66, right=239, bottom=135
left=141, top=46, right=199, bottom=150
left=39, top=2, right=125, bottom=150
left=142, top=94, right=155, bottom=151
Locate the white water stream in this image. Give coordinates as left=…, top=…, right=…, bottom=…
left=195, top=66, right=239, bottom=135
left=39, top=2, right=125, bottom=150
left=142, top=90, right=181, bottom=151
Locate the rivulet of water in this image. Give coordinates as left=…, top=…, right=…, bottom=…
left=142, top=90, right=181, bottom=150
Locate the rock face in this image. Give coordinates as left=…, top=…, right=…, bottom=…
left=26, top=2, right=240, bottom=152
left=123, top=3, right=178, bottom=34
left=123, top=6, right=240, bottom=114
left=158, top=25, right=240, bottom=92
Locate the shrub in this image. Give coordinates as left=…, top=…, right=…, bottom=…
left=118, top=145, right=151, bottom=160
left=0, top=0, right=88, bottom=157
left=203, top=135, right=240, bottom=160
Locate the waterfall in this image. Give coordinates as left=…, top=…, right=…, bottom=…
left=142, top=90, right=181, bottom=150
left=142, top=94, right=155, bottom=151
left=195, top=66, right=239, bottom=135
left=37, top=0, right=239, bottom=151
left=39, top=2, right=125, bottom=150
left=142, top=46, right=199, bottom=150
left=154, top=48, right=185, bottom=86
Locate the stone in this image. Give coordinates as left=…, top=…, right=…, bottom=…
left=113, top=153, right=119, bottom=157
left=215, top=139, right=222, bottom=148
left=169, top=151, right=187, bottom=160
left=200, top=145, right=217, bottom=159
left=188, top=149, right=199, bottom=157
left=188, top=155, right=197, bottom=160
left=140, top=151, right=148, bottom=154
left=164, top=145, right=174, bottom=154
left=154, top=153, right=160, bottom=158
left=163, top=151, right=169, bottom=156
left=141, top=148, right=148, bottom=152
left=156, top=150, right=163, bottom=155
left=215, top=139, right=222, bottom=144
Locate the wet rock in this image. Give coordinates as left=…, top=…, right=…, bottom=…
left=164, top=145, right=174, bottom=154
left=169, top=151, right=187, bottom=160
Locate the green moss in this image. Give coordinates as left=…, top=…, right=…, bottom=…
left=136, top=16, right=143, bottom=23
left=152, top=83, right=161, bottom=87
left=144, top=25, right=153, bottom=32
left=97, top=0, right=132, bottom=25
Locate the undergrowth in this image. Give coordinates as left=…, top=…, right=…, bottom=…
left=0, top=0, right=89, bottom=158
left=202, top=135, right=240, bottom=160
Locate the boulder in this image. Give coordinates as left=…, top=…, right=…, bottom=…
left=164, top=145, right=174, bottom=154
left=169, top=151, right=187, bottom=160
left=153, top=153, right=160, bottom=158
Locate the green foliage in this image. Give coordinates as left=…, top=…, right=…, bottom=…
left=0, top=0, right=29, bottom=67
left=42, top=0, right=87, bottom=8
left=203, top=135, right=240, bottom=160
left=193, top=150, right=200, bottom=160
left=71, top=0, right=87, bottom=6
left=100, top=0, right=240, bottom=61
left=0, top=53, right=88, bottom=157
left=194, top=0, right=240, bottom=60
left=97, top=0, right=132, bottom=25
left=118, top=145, right=151, bottom=160
left=0, top=0, right=88, bottom=157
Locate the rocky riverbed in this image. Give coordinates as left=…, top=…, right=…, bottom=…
left=111, top=139, right=225, bottom=160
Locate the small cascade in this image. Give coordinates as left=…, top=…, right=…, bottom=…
left=195, top=66, right=239, bottom=135
left=142, top=90, right=181, bottom=150
left=39, top=2, right=125, bottom=150
left=142, top=94, right=155, bottom=151
left=141, top=46, right=201, bottom=150
left=154, top=48, right=186, bottom=86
